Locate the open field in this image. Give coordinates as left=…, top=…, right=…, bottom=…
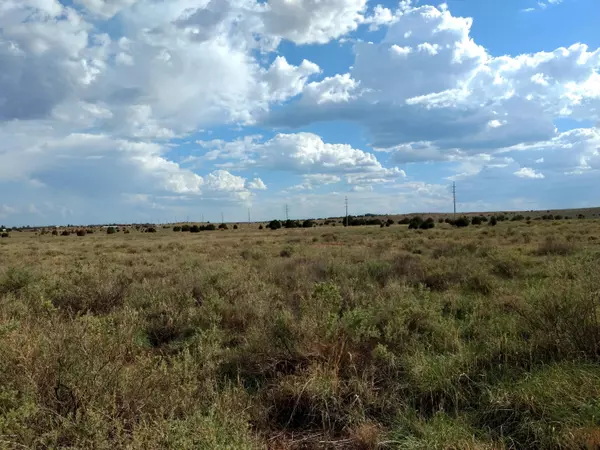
left=2, top=219, right=600, bottom=449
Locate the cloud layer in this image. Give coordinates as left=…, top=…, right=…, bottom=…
left=0, top=0, right=598, bottom=224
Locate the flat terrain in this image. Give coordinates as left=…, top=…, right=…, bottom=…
left=1, top=219, right=600, bottom=449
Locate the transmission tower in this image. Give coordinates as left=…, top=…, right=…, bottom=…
left=452, top=182, right=457, bottom=220
left=345, top=196, right=348, bottom=227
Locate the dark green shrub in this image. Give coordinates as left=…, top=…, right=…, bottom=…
left=61, top=230, right=71, bottom=236
left=453, top=217, right=470, bottom=227
left=218, top=223, right=229, bottom=230
left=106, top=227, right=116, bottom=234
left=399, top=218, right=411, bottom=225
left=408, top=216, right=424, bottom=230
left=204, top=224, right=216, bottom=231
left=181, top=224, right=191, bottom=232
left=173, top=226, right=182, bottom=232
left=233, top=224, right=238, bottom=230
left=146, top=227, right=157, bottom=233
left=259, top=224, right=264, bottom=230
left=76, top=229, right=86, bottom=236
left=302, top=220, right=315, bottom=228
left=471, top=216, right=482, bottom=225
left=267, top=220, right=282, bottom=230
left=419, top=218, right=435, bottom=230
left=51, top=230, right=58, bottom=236
left=190, top=225, right=200, bottom=233
left=489, top=216, right=498, bottom=226
left=1, top=232, right=9, bottom=238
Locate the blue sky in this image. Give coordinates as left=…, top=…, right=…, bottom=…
left=1, top=0, right=599, bottom=225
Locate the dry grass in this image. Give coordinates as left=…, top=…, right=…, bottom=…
left=1, top=219, right=600, bottom=448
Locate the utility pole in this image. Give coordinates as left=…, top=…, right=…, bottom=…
left=345, top=196, right=348, bottom=227
left=452, top=182, right=457, bottom=221
left=221, top=212, right=224, bottom=224
left=285, top=204, right=289, bottom=221
left=248, top=208, right=251, bottom=223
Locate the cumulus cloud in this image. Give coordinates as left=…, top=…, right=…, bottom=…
left=514, top=167, right=545, bottom=179
left=267, top=3, right=600, bottom=155
left=261, top=0, right=368, bottom=44
left=246, top=178, right=268, bottom=190
left=197, top=132, right=405, bottom=183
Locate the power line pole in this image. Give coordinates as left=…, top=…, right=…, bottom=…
left=248, top=208, right=251, bottom=223
left=345, top=196, right=348, bottom=227
left=285, top=204, right=289, bottom=221
left=452, top=182, right=457, bottom=221
left=221, top=212, right=224, bottom=224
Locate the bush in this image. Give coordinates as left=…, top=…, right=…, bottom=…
left=267, top=220, right=282, bottom=230
left=471, top=216, right=482, bottom=225
left=146, top=227, right=157, bottom=233
left=106, top=227, right=116, bottom=234
left=419, top=218, right=435, bottom=230
left=259, top=224, right=264, bottom=230
left=408, top=216, right=423, bottom=230
left=218, top=223, right=229, bottom=230
left=76, top=229, right=86, bottom=237
left=302, top=220, right=315, bottom=228
left=399, top=218, right=411, bottom=225
left=181, top=224, right=191, bottom=232
left=453, top=217, right=470, bottom=228
left=86, top=229, right=95, bottom=234
left=190, top=225, right=200, bottom=233
left=489, top=216, right=498, bottom=226
left=387, top=219, right=394, bottom=226
left=51, top=230, right=58, bottom=236
left=173, top=226, right=182, bottom=232
left=1, top=232, right=9, bottom=238
left=204, top=224, right=216, bottom=231
left=233, top=224, right=238, bottom=230
left=61, top=230, right=71, bottom=236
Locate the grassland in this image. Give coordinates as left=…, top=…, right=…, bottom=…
left=1, top=218, right=600, bottom=449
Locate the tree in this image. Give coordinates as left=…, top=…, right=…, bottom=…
left=489, top=216, right=498, bottom=226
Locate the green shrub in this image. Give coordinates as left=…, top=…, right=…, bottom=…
left=302, top=220, right=315, bottom=228
left=267, top=220, right=282, bottom=230
left=146, top=227, right=157, bottom=233
left=233, top=224, right=238, bottom=230
left=61, top=230, right=71, bottom=236
left=204, top=224, right=217, bottom=231
left=76, top=229, right=86, bottom=237
left=181, top=224, right=191, bottom=232
left=259, top=224, right=264, bottom=230
left=1, top=232, right=9, bottom=238
left=173, top=226, right=182, bottom=232
left=106, top=227, right=116, bottom=234
left=453, top=217, right=470, bottom=227
left=408, top=216, right=423, bottom=230
left=190, top=225, right=200, bottom=233
left=218, top=223, right=229, bottom=230
left=489, top=216, right=498, bottom=226
left=471, top=216, right=482, bottom=225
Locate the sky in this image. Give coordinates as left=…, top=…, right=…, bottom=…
left=1, top=0, right=600, bottom=226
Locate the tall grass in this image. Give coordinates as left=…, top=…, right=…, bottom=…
left=1, top=220, right=600, bottom=448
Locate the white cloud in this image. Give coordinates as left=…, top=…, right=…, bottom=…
left=73, top=0, right=137, bottom=18
left=246, top=178, right=268, bottom=190
left=267, top=3, right=600, bottom=154
left=261, top=0, right=368, bottom=44
left=514, top=167, right=545, bottom=179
